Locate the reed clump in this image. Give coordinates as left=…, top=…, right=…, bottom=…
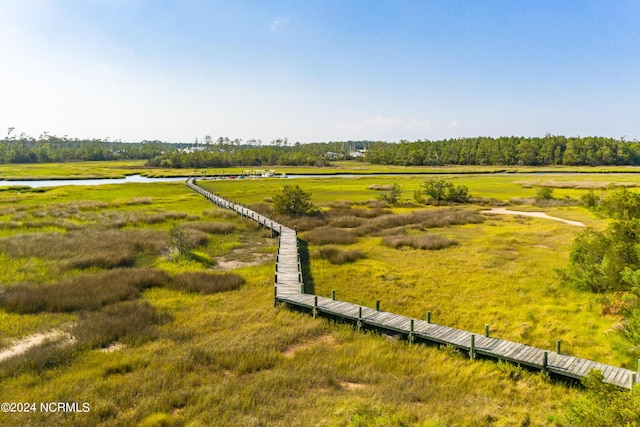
left=317, top=246, right=365, bottom=264
left=183, top=221, right=235, bottom=234
left=382, top=234, right=459, bottom=250
left=74, top=301, right=168, bottom=349
left=304, top=226, right=357, bottom=245
left=0, top=268, right=170, bottom=313
left=2, top=229, right=167, bottom=270
left=171, top=272, right=244, bottom=294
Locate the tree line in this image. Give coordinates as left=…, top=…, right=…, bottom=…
left=365, top=135, right=640, bottom=166
left=1, top=129, right=173, bottom=163
left=5, top=128, right=640, bottom=168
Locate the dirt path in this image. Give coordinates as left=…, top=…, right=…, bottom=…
left=0, top=330, right=73, bottom=362
left=481, top=208, right=586, bottom=227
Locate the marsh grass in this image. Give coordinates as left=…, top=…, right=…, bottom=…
left=0, top=268, right=170, bottom=313
left=182, top=221, right=235, bottom=234
left=0, top=172, right=636, bottom=425
left=382, top=234, right=459, bottom=250
left=74, top=301, right=168, bottom=349
left=2, top=229, right=167, bottom=270
left=317, top=246, right=365, bottom=264
left=171, top=272, right=244, bottom=294
left=304, top=226, right=358, bottom=245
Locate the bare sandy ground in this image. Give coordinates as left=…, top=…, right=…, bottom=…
left=482, top=208, right=586, bottom=227
left=0, top=330, right=74, bottom=362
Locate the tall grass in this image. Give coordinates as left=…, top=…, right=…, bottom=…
left=304, top=226, right=358, bottom=245
left=317, top=246, right=365, bottom=264
left=382, top=234, right=459, bottom=250
left=1, top=229, right=167, bottom=270
left=171, top=272, right=244, bottom=294
left=74, top=301, right=168, bottom=349
left=0, top=268, right=170, bottom=313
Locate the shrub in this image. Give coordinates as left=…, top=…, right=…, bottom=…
left=377, top=183, right=402, bottom=205
left=534, top=187, right=554, bottom=200
left=421, top=179, right=470, bottom=203
left=74, top=301, right=168, bottom=349
left=171, top=272, right=244, bottom=294
left=382, top=234, right=458, bottom=250
left=272, top=185, right=317, bottom=217
left=317, top=246, right=365, bottom=264
left=304, top=226, right=357, bottom=245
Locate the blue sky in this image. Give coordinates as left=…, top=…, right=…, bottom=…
left=1, top=0, right=639, bottom=143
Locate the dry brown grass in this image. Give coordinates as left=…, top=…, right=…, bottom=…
left=171, top=272, right=244, bottom=294
left=367, top=184, right=393, bottom=191
left=1, top=229, right=167, bottom=270
left=317, top=247, right=365, bottom=264
left=287, top=216, right=327, bottom=232
left=183, top=221, right=235, bottom=234
left=74, top=301, right=168, bottom=349
left=382, top=234, right=459, bottom=250
left=0, top=268, right=170, bottom=314
left=329, top=216, right=362, bottom=228
left=303, top=226, right=358, bottom=245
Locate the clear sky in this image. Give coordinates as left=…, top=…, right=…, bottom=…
left=1, top=0, right=639, bottom=143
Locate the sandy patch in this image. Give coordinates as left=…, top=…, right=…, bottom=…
left=482, top=208, right=585, bottom=227
left=340, top=381, right=366, bottom=390
left=282, top=334, right=336, bottom=358
left=0, top=330, right=74, bottom=362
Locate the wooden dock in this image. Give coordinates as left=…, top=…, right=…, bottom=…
left=186, top=178, right=639, bottom=390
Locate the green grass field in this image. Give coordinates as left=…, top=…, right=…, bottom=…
left=1, top=166, right=639, bottom=425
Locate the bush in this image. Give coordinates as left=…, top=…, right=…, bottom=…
left=317, top=247, right=365, bottom=264
left=382, top=234, right=458, bottom=250
left=171, top=272, right=244, bottom=294
left=272, top=185, right=317, bottom=217
left=534, top=187, right=554, bottom=200
left=421, top=179, right=470, bottom=203
left=377, top=183, right=402, bottom=205
left=566, top=220, right=640, bottom=292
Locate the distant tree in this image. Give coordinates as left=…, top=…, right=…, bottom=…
left=168, top=224, right=199, bottom=257
left=534, top=187, right=554, bottom=201
left=273, top=185, right=317, bottom=216
left=378, top=183, right=402, bottom=205
left=422, top=179, right=470, bottom=203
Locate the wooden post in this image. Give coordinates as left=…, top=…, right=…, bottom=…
left=376, top=300, right=380, bottom=311
left=357, top=307, right=363, bottom=332
left=470, top=334, right=475, bottom=360
left=556, top=340, right=561, bottom=354
left=274, top=286, right=278, bottom=307
left=484, top=324, right=489, bottom=337
left=543, top=351, right=548, bottom=372
left=274, top=273, right=278, bottom=283
left=313, top=296, right=318, bottom=319
left=631, top=373, right=637, bottom=389
left=426, top=311, right=431, bottom=324
left=409, top=319, right=414, bottom=344
left=300, top=283, right=304, bottom=294
left=331, top=290, right=336, bottom=300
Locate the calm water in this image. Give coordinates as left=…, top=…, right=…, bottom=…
left=0, top=174, right=188, bottom=188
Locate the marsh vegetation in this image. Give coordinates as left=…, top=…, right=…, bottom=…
left=1, top=169, right=640, bottom=425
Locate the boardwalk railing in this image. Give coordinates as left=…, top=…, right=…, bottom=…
left=187, top=177, right=639, bottom=390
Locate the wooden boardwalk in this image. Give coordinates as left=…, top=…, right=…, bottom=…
left=186, top=178, right=639, bottom=390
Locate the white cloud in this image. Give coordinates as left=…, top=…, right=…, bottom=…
left=270, top=17, right=290, bottom=32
